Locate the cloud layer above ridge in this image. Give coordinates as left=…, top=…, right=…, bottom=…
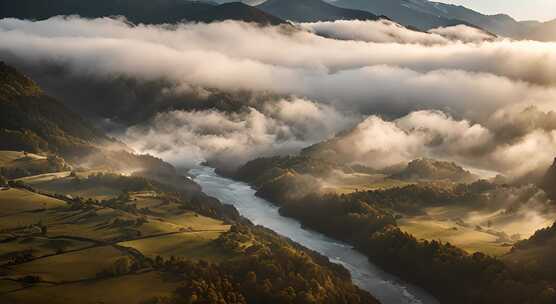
left=1, top=17, right=556, bottom=176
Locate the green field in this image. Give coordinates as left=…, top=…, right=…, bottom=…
left=6, top=246, right=129, bottom=282
left=16, top=172, right=71, bottom=184
left=321, top=172, right=415, bottom=194
left=0, top=210, right=50, bottom=232
left=25, top=177, right=121, bottom=200
left=46, top=207, right=172, bottom=242
left=396, top=206, right=551, bottom=256
left=0, top=236, right=94, bottom=265
left=119, top=230, right=231, bottom=262
left=398, top=217, right=512, bottom=256
left=0, top=279, right=23, bottom=294
left=164, top=212, right=230, bottom=231
left=326, top=179, right=415, bottom=194
left=0, top=188, right=66, bottom=216
left=126, top=192, right=181, bottom=214
left=1, top=271, right=180, bottom=304
left=0, top=158, right=237, bottom=304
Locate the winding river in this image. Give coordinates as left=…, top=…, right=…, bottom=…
left=190, top=167, right=438, bottom=304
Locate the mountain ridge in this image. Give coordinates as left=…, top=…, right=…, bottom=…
left=331, top=0, right=470, bottom=30
left=257, top=0, right=380, bottom=22
left=528, top=19, right=556, bottom=41
left=191, top=2, right=286, bottom=25
left=331, top=0, right=556, bottom=40
left=0, top=0, right=284, bottom=26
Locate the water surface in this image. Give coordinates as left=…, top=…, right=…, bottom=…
left=191, top=167, right=438, bottom=304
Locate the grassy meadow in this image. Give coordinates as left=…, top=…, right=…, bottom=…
left=0, top=151, right=234, bottom=303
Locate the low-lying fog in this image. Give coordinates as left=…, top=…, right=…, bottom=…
left=2, top=17, right=556, bottom=237
left=2, top=17, right=555, bottom=181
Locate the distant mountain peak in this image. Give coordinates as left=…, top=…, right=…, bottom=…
left=257, top=0, right=378, bottom=22
left=331, top=0, right=541, bottom=39
left=0, top=0, right=286, bottom=26
left=196, top=2, right=287, bottom=25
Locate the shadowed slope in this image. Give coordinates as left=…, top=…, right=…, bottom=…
left=257, top=0, right=379, bottom=22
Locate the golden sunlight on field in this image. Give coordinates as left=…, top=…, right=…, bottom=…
left=399, top=206, right=554, bottom=256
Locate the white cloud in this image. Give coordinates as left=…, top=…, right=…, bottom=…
left=331, top=109, right=556, bottom=179
left=299, top=19, right=449, bottom=44
left=429, top=24, right=496, bottom=43
left=300, top=20, right=495, bottom=44
left=0, top=17, right=555, bottom=177
left=123, top=98, right=357, bottom=169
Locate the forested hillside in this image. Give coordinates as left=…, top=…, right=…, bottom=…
left=233, top=152, right=556, bottom=304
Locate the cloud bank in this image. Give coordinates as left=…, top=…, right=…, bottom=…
left=1, top=17, right=556, bottom=113
left=299, top=20, right=495, bottom=44
left=123, top=98, right=357, bottom=169
left=328, top=108, right=556, bottom=180
left=0, top=17, right=555, bottom=177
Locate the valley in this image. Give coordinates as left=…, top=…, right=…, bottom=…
left=1, top=1, right=556, bottom=303
left=0, top=64, right=377, bottom=304
left=191, top=166, right=438, bottom=304
left=229, top=150, right=556, bottom=303
left=0, top=173, right=232, bottom=303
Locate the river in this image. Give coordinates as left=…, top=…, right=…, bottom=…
left=190, top=166, right=439, bottom=304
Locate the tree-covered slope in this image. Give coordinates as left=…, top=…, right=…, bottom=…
left=0, top=62, right=183, bottom=185
left=0, top=62, right=110, bottom=156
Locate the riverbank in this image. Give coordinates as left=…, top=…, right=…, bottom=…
left=191, top=166, right=438, bottom=304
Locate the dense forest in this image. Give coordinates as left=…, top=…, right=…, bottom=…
left=148, top=225, right=377, bottom=304
left=234, top=154, right=556, bottom=304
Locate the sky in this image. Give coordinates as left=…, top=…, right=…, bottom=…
left=443, top=0, right=556, bottom=22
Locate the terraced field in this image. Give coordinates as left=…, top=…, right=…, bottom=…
left=119, top=230, right=230, bottom=261
left=0, top=165, right=234, bottom=304
left=1, top=271, right=181, bottom=304
left=0, top=188, right=66, bottom=216
left=22, top=175, right=122, bottom=200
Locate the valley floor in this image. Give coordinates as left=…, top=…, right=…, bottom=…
left=0, top=150, right=375, bottom=304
